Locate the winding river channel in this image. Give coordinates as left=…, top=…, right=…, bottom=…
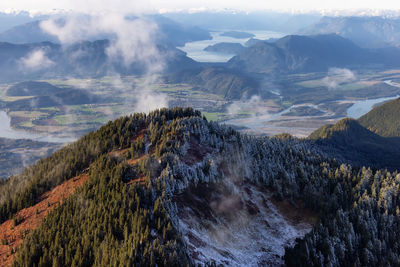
left=1, top=80, right=399, bottom=142
left=0, top=111, right=74, bottom=143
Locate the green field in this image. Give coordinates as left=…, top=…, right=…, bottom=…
left=3, top=69, right=400, bottom=138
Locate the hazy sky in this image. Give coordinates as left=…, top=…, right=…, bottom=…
left=2, top=0, right=400, bottom=14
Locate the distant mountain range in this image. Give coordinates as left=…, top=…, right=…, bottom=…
left=163, top=11, right=321, bottom=33
left=0, top=11, right=49, bottom=33
left=299, top=16, right=400, bottom=48
left=0, top=15, right=211, bottom=47
left=228, top=34, right=400, bottom=74
left=0, top=40, right=198, bottom=82
left=309, top=98, right=400, bottom=170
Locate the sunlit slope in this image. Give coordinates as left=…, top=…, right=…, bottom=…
left=358, top=97, right=400, bottom=137
left=309, top=118, right=400, bottom=170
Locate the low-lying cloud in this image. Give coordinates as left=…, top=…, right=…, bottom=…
left=227, top=95, right=263, bottom=117
left=19, top=49, right=54, bottom=71
left=40, top=14, right=163, bottom=70
left=322, top=67, right=356, bottom=89
left=39, top=12, right=168, bottom=113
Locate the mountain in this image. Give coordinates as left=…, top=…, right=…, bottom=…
left=0, top=12, right=48, bottom=33
left=228, top=33, right=400, bottom=74
left=4, top=81, right=103, bottom=110
left=164, top=67, right=260, bottom=99
left=358, top=98, right=400, bottom=137
left=163, top=11, right=321, bottom=33
left=0, top=15, right=211, bottom=46
left=1, top=107, right=400, bottom=266
left=309, top=118, right=400, bottom=170
left=0, top=20, right=59, bottom=44
left=0, top=40, right=198, bottom=82
left=244, top=38, right=263, bottom=46
left=203, top=42, right=245, bottom=54
left=149, top=15, right=212, bottom=46
left=244, top=37, right=278, bottom=47
left=6, top=81, right=64, bottom=96
left=299, top=16, right=400, bottom=48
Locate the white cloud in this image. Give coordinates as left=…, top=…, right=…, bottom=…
left=39, top=13, right=169, bottom=113
left=322, top=67, right=356, bottom=89
left=227, top=95, right=263, bottom=116
left=40, top=14, right=163, bottom=70
left=19, top=49, right=54, bottom=70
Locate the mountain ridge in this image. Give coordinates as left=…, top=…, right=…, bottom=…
left=1, top=107, right=400, bottom=266
left=228, top=33, right=400, bottom=74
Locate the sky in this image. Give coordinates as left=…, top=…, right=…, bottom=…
left=2, top=0, right=400, bottom=14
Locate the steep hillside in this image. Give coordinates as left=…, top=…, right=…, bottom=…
left=1, top=108, right=400, bottom=266
left=358, top=98, right=400, bottom=137
left=309, top=118, right=400, bottom=170
left=0, top=174, right=88, bottom=266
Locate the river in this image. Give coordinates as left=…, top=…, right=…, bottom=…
left=224, top=80, right=400, bottom=135
left=0, top=111, right=75, bottom=143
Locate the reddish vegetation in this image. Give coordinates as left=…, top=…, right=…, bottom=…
left=131, top=129, right=145, bottom=143
left=127, top=176, right=147, bottom=186
left=0, top=174, right=89, bottom=267
left=109, top=129, right=146, bottom=159
left=127, top=155, right=146, bottom=166
left=127, top=155, right=147, bottom=186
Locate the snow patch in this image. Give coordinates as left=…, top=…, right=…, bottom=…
left=176, top=179, right=314, bottom=266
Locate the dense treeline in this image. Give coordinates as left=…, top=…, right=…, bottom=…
left=5, top=107, right=400, bottom=266
left=14, top=155, right=190, bottom=266
left=285, top=167, right=400, bottom=266
left=0, top=107, right=200, bottom=224
left=358, top=98, right=400, bottom=137
left=309, top=118, right=400, bottom=171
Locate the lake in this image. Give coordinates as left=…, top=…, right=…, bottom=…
left=178, top=30, right=285, bottom=62
left=346, top=95, right=400, bottom=119
left=346, top=80, right=400, bottom=119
